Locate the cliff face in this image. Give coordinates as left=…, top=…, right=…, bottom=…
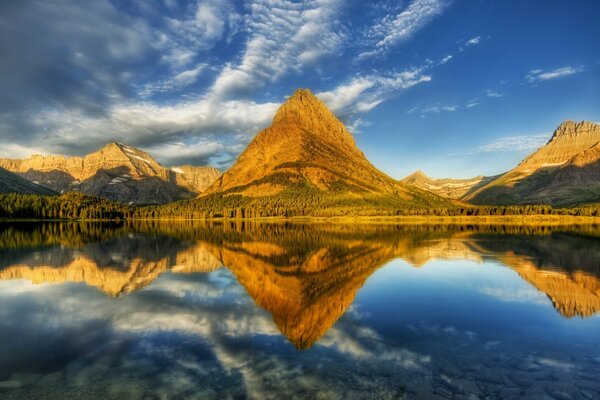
left=171, top=165, right=222, bottom=194
left=0, top=143, right=221, bottom=204
left=517, top=121, right=600, bottom=172
left=465, top=121, right=600, bottom=206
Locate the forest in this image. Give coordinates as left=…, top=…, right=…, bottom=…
left=1, top=192, right=600, bottom=220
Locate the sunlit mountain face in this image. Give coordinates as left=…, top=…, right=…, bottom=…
left=1, top=222, right=599, bottom=398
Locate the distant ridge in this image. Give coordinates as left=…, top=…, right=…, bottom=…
left=401, top=170, right=495, bottom=199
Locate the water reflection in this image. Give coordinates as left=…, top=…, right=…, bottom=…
left=0, top=222, right=600, bottom=398
left=2, top=222, right=600, bottom=328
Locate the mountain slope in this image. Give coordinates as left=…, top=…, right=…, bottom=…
left=0, top=143, right=221, bottom=205
left=183, top=89, right=453, bottom=217
left=0, top=166, right=56, bottom=195
left=465, top=121, right=600, bottom=206
left=401, top=170, right=495, bottom=199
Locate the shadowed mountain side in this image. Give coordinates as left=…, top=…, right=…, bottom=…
left=0, top=167, right=56, bottom=195
left=74, top=166, right=196, bottom=205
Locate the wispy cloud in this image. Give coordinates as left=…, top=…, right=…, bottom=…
left=464, top=36, right=481, bottom=46
left=477, top=133, right=549, bottom=152
left=439, top=54, right=453, bottom=64
left=359, top=0, right=450, bottom=59
left=138, top=63, right=209, bottom=97
left=15, top=97, right=280, bottom=166
left=485, top=89, right=504, bottom=98
left=318, top=68, right=432, bottom=117
left=407, top=103, right=459, bottom=116
left=211, top=0, right=345, bottom=98
left=526, top=66, right=585, bottom=83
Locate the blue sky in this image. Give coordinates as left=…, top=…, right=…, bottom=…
left=0, top=0, right=599, bottom=178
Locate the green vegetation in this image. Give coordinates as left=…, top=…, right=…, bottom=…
left=0, top=192, right=130, bottom=220
left=1, top=191, right=600, bottom=221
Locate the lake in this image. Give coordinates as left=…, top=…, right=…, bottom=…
left=0, top=221, right=599, bottom=399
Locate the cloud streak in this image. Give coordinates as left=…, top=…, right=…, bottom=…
left=465, top=36, right=481, bottom=46
left=211, top=0, right=345, bottom=99
left=359, top=0, right=450, bottom=59
left=477, top=133, right=549, bottom=152
left=526, top=66, right=585, bottom=82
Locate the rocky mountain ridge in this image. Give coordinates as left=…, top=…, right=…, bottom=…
left=0, top=143, right=221, bottom=204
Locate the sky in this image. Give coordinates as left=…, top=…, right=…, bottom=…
left=0, top=0, right=599, bottom=178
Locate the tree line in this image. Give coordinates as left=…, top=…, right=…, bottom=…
left=2, top=192, right=600, bottom=220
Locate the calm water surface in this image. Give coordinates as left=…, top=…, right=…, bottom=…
left=0, top=222, right=599, bottom=399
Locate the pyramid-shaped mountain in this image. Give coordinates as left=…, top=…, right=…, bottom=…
left=0, top=143, right=221, bottom=205
left=465, top=120, right=600, bottom=206
left=191, top=89, right=452, bottom=217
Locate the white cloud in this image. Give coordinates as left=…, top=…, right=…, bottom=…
left=439, top=54, right=453, bottom=64
left=465, top=102, right=479, bottom=108
left=211, top=0, right=345, bottom=98
left=526, top=66, right=586, bottom=82
left=478, top=286, right=548, bottom=305
left=160, top=0, right=237, bottom=70
left=139, top=63, right=208, bottom=97
left=27, top=96, right=279, bottom=165
left=477, top=133, right=549, bottom=152
left=359, top=0, right=450, bottom=59
left=317, top=68, right=432, bottom=117
left=406, top=102, right=458, bottom=116
left=485, top=89, right=503, bottom=98
left=465, top=36, right=481, bottom=46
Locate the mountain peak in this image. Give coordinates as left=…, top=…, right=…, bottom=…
left=548, top=120, right=599, bottom=143
left=411, top=170, right=429, bottom=179
left=270, top=88, right=355, bottom=151
left=202, top=88, right=453, bottom=213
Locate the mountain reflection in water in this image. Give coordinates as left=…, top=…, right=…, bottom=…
left=1, top=222, right=600, bottom=347
left=1, top=222, right=600, bottom=399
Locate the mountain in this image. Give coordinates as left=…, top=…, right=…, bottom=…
left=170, top=164, right=222, bottom=194
left=0, top=143, right=221, bottom=205
left=182, top=89, right=453, bottom=217
left=401, top=170, right=495, bottom=199
left=0, top=166, right=56, bottom=195
left=465, top=121, right=600, bottom=206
